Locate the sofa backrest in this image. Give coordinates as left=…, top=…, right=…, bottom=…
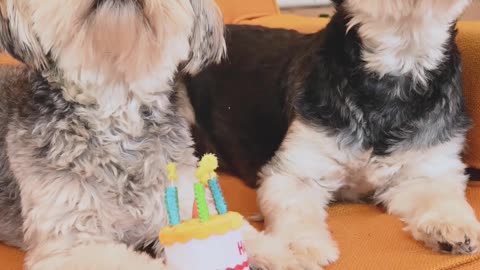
left=215, top=0, right=279, bottom=23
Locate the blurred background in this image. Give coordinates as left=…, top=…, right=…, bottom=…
left=278, top=0, right=480, bottom=20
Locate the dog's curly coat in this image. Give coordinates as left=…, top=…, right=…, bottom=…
left=183, top=0, right=480, bottom=269
left=0, top=0, right=239, bottom=269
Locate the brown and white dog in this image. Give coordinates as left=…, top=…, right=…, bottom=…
left=0, top=0, right=234, bottom=269
left=182, top=0, right=480, bottom=269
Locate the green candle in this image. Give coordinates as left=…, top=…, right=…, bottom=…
left=194, top=182, right=209, bottom=222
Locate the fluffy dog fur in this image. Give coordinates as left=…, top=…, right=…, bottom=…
left=0, top=0, right=233, bottom=269
left=182, top=0, right=480, bottom=269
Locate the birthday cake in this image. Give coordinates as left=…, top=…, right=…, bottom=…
left=159, top=212, right=248, bottom=270
left=159, top=154, right=250, bottom=270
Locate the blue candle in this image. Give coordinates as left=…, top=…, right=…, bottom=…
left=165, top=186, right=180, bottom=226
left=208, top=177, right=227, bottom=215
left=165, top=163, right=181, bottom=226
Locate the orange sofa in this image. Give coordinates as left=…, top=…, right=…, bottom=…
left=1, top=0, right=480, bottom=269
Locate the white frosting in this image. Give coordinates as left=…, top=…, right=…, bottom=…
left=165, top=229, right=249, bottom=270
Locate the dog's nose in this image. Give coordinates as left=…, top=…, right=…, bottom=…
left=93, top=0, right=144, bottom=8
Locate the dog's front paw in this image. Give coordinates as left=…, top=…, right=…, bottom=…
left=410, top=211, right=480, bottom=254
left=244, top=233, right=302, bottom=270
left=288, top=233, right=339, bottom=269
left=244, top=232, right=338, bottom=270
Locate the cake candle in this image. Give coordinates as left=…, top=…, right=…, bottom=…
left=194, top=182, right=210, bottom=222
left=208, top=175, right=227, bottom=215
left=165, top=163, right=181, bottom=226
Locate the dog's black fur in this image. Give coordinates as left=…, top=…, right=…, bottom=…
left=184, top=5, right=469, bottom=188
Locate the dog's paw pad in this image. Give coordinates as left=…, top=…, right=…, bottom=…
left=437, top=235, right=476, bottom=254
left=412, top=215, right=480, bottom=255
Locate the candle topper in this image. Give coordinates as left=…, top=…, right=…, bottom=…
left=196, top=154, right=228, bottom=216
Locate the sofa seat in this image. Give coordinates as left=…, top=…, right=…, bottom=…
left=2, top=175, right=480, bottom=270
left=221, top=175, right=480, bottom=270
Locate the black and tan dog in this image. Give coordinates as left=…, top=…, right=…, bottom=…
left=181, top=0, right=479, bottom=269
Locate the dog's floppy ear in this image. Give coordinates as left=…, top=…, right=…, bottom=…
left=0, top=1, right=47, bottom=68
left=184, top=0, right=226, bottom=74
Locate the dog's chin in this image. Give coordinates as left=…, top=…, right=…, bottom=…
left=342, top=0, right=471, bottom=21
left=18, top=0, right=194, bottom=85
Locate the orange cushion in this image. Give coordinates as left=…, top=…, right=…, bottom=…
left=0, top=54, right=20, bottom=66
left=0, top=244, right=23, bottom=270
